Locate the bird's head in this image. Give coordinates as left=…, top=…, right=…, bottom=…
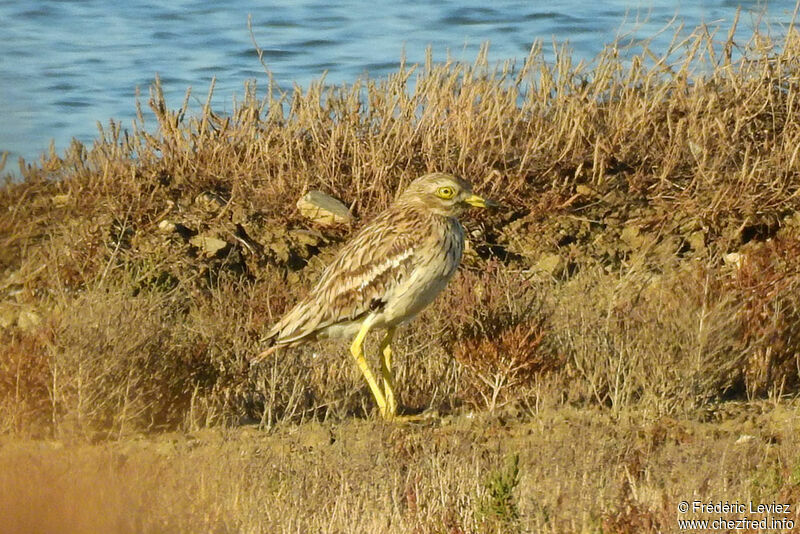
left=398, top=173, right=498, bottom=217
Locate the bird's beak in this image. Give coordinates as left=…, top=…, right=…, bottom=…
left=464, top=194, right=499, bottom=209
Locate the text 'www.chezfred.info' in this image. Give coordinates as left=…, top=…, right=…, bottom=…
left=677, top=501, right=794, bottom=531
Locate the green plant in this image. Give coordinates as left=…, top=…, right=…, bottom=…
left=476, top=453, right=521, bottom=530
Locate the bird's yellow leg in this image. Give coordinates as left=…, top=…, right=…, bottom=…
left=379, top=327, right=397, bottom=418
left=378, top=329, right=438, bottom=423
left=349, top=318, right=388, bottom=417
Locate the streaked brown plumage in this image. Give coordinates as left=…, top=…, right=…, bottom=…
left=256, top=173, right=496, bottom=420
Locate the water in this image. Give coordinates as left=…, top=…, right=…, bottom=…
left=1, top=0, right=797, bottom=176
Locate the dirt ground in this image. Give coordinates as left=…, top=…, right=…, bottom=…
left=2, top=402, right=800, bottom=533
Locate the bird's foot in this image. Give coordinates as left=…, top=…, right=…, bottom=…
left=382, top=406, right=439, bottom=423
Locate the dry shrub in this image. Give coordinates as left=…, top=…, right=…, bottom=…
left=445, top=262, right=557, bottom=411
left=599, top=480, right=667, bottom=534
left=732, top=232, right=800, bottom=397
left=1, top=277, right=258, bottom=437
left=553, top=259, right=747, bottom=413
left=0, top=329, right=52, bottom=433
left=454, top=319, right=548, bottom=411
left=44, top=288, right=203, bottom=436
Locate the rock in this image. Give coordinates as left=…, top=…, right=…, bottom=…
left=534, top=253, right=563, bottom=275
left=688, top=230, right=705, bottom=252
left=295, top=422, right=333, bottom=450
left=52, top=194, right=71, bottom=206
left=288, top=229, right=325, bottom=247
left=297, top=191, right=353, bottom=226
left=653, top=235, right=680, bottom=261
left=724, top=252, right=744, bottom=269
left=195, top=192, right=226, bottom=212
left=620, top=225, right=644, bottom=250
left=17, top=309, right=41, bottom=330
left=0, top=304, right=16, bottom=329
left=158, top=220, right=177, bottom=232
left=189, top=235, right=228, bottom=257
left=231, top=205, right=248, bottom=225
left=462, top=237, right=480, bottom=263
left=688, top=139, right=704, bottom=159
left=1, top=304, right=42, bottom=331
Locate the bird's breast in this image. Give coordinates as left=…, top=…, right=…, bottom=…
left=379, top=217, right=464, bottom=327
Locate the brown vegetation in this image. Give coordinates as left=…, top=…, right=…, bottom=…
left=2, top=19, right=800, bottom=532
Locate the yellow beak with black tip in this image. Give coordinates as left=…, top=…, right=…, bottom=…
left=464, top=194, right=499, bottom=209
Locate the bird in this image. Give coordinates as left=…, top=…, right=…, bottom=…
left=255, top=172, right=497, bottom=420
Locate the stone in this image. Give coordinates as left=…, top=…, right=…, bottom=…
left=17, top=308, right=41, bottom=330
left=158, top=220, right=177, bottom=232
left=288, top=229, right=324, bottom=247
left=0, top=303, right=16, bottom=329
left=195, top=192, right=226, bottom=212
left=534, top=253, right=563, bottom=275
left=688, top=230, right=706, bottom=252
left=297, top=191, right=353, bottom=226
left=620, top=225, right=644, bottom=250
left=295, top=422, right=333, bottom=450
left=724, top=252, right=744, bottom=269
left=688, top=139, right=704, bottom=159
left=268, top=240, right=290, bottom=263
left=0, top=304, right=42, bottom=330
left=189, top=235, right=228, bottom=256
left=52, top=194, right=71, bottom=206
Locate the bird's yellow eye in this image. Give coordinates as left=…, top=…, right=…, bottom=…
left=436, top=186, right=455, bottom=199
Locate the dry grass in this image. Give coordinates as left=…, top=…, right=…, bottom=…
left=2, top=404, right=800, bottom=533
left=2, top=18, right=800, bottom=532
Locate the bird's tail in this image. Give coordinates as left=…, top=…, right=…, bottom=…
left=251, top=331, right=281, bottom=365
left=252, top=305, right=317, bottom=364
left=251, top=344, right=280, bottom=364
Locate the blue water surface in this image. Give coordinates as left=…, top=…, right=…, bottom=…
left=0, top=0, right=797, bottom=176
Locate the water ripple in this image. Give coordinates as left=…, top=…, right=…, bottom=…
left=0, top=0, right=796, bottom=175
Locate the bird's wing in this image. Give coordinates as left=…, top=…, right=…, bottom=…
left=267, top=207, right=428, bottom=345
